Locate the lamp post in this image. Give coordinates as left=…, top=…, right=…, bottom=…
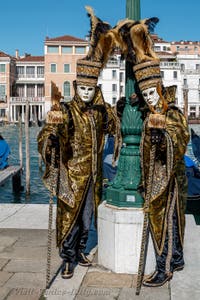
left=106, top=0, right=143, bottom=207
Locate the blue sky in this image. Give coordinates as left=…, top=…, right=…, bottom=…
left=1, top=0, right=200, bottom=56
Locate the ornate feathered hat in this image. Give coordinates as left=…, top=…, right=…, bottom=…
left=133, top=59, right=162, bottom=91
left=76, top=6, right=114, bottom=87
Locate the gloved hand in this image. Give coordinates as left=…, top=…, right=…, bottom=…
left=150, top=128, right=165, bottom=145
left=48, top=134, right=59, bottom=149
left=116, top=97, right=126, bottom=119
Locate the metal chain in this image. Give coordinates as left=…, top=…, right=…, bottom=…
left=136, top=144, right=156, bottom=295
left=46, top=147, right=55, bottom=289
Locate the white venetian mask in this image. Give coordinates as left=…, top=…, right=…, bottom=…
left=77, top=85, right=95, bottom=103
left=142, top=87, right=160, bottom=107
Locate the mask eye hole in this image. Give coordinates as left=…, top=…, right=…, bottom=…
left=143, top=93, right=147, bottom=97
left=149, top=90, right=155, bottom=96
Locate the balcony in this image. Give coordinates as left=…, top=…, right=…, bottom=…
left=10, top=97, right=45, bottom=104
left=182, top=69, right=200, bottom=75
left=160, top=62, right=180, bottom=69
left=15, top=73, right=44, bottom=81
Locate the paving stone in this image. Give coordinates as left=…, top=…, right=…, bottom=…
left=75, top=287, right=120, bottom=300
left=4, top=259, right=47, bottom=273
left=0, top=271, right=13, bottom=286
left=0, top=246, right=47, bottom=260
left=3, top=272, right=46, bottom=289
left=0, top=287, right=11, bottom=300
left=81, top=272, right=133, bottom=288
left=4, top=257, right=60, bottom=274
left=118, top=286, right=170, bottom=300
left=0, top=236, right=18, bottom=248
left=0, top=258, right=9, bottom=270
left=7, top=287, right=45, bottom=300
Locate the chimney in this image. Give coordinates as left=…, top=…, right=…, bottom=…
left=15, top=49, right=19, bottom=59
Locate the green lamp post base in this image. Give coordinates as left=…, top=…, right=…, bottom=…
left=106, top=187, right=143, bottom=208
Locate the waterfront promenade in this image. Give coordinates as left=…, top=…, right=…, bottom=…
left=0, top=203, right=200, bottom=300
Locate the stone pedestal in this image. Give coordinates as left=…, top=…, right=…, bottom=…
left=98, top=201, right=155, bottom=274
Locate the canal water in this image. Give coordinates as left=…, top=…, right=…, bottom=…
left=0, top=124, right=199, bottom=204
left=0, top=124, right=50, bottom=204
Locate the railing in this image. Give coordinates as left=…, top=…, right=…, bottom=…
left=160, top=62, right=180, bottom=69
left=16, top=74, right=44, bottom=79
left=182, top=69, right=200, bottom=75
left=10, top=97, right=45, bottom=103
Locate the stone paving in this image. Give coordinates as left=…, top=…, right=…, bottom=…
left=0, top=228, right=60, bottom=300
left=0, top=204, right=200, bottom=300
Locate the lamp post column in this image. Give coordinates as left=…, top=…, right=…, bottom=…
left=106, top=0, right=143, bottom=207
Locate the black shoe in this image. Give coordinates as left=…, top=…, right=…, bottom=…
left=173, top=263, right=184, bottom=272
left=61, top=261, right=74, bottom=279
left=143, top=271, right=173, bottom=287
left=77, top=252, right=92, bottom=267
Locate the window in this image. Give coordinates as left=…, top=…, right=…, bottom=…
left=63, top=81, right=70, bottom=97
left=120, top=72, right=124, bottom=82
left=173, top=71, right=177, bottom=79
left=154, top=46, right=161, bottom=52
left=16, top=66, right=24, bottom=77
left=0, top=64, right=5, bottom=73
left=161, top=71, right=164, bottom=78
left=112, top=97, right=117, bottom=105
left=27, top=84, right=35, bottom=97
left=112, top=70, right=117, bottom=79
left=176, top=46, right=180, bottom=51
left=180, top=64, right=185, bottom=71
left=16, top=85, right=24, bottom=97
left=51, top=64, right=57, bottom=73
left=37, top=85, right=44, bottom=97
left=62, top=46, right=73, bottom=54
left=120, top=85, right=123, bottom=94
left=163, top=46, right=167, bottom=51
left=0, top=109, right=6, bottom=117
left=75, top=47, right=85, bottom=54
left=47, top=46, right=59, bottom=53
left=112, top=84, right=117, bottom=92
left=64, top=64, right=70, bottom=73
left=196, top=64, right=200, bottom=71
left=0, top=85, right=6, bottom=99
left=26, top=66, right=35, bottom=77
left=183, top=78, right=187, bottom=86
left=37, top=66, right=44, bottom=77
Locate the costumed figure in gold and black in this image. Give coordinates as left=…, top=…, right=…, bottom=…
left=38, top=6, right=120, bottom=279
left=133, top=60, right=190, bottom=287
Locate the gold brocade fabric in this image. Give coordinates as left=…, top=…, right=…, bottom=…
left=141, top=108, right=190, bottom=255
left=38, top=87, right=118, bottom=247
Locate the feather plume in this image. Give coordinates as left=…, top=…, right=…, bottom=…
left=85, top=6, right=113, bottom=67
left=110, top=17, right=159, bottom=64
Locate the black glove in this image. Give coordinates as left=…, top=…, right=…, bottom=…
left=116, top=97, right=126, bottom=119
left=48, top=134, right=59, bottom=149
left=150, top=128, right=165, bottom=145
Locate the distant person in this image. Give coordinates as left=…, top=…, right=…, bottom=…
left=0, top=134, right=10, bottom=170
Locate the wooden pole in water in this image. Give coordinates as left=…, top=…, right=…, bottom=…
left=25, top=100, right=30, bottom=195
left=18, top=115, right=23, bottom=169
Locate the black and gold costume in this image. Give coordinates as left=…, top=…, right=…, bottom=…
left=38, top=86, right=118, bottom=261
left=141, top=105, right=190, bottom=274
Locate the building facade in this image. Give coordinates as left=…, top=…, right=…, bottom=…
left=1, top=34, right=200, bottom=123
